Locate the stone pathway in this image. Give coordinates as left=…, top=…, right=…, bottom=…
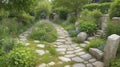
left=19, top=20, right=104, bottom=67
left=51, top=22, right=104, bottom=67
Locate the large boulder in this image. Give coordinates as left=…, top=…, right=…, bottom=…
left=77, top=32, right=87, bottom=41
left=89, top=48, right=103, bottom=60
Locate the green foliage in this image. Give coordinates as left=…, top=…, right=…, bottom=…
left=34, top=0, right=52, bottom=20
left=0, top=37, right=17, bottom=53
left=52, top=0, right=90, bottom=16
left=83, top=3, right=111, bottom=14
left=54, top=7, right=68, bottom=20
left=0, top=18, right=29, bottom=37
left=85, top=38, right=105, bottom=51
left=105, top=21, right=120, bottom=37
left=67, top=14, right=76, bottom=23
left=28, top=21, right=57, bottom=42
left=110, top=59, right=120, bottom=67
left=78, top=20, right=97, bottom=35
left=72, top=37, right=83, bottom=44
left=0, top=9, right=9, bottom=20
left=99, top=0, right=112, bottom=3
left=109, top=0, right=120, bottom=18
left=0, top=46, right=37, bottom=67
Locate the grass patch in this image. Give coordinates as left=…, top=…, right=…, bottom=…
left=84, top=38, right=105, bottom=51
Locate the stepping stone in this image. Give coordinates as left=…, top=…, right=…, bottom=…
left=89, top=58, right=96, bottom=63
left=84, top=41, right=90, bottom=44
left=80, top=43, right=87, bottom=47
left=48, top=62, right=55, bottom=66
left=34, top=40, right=40, bottom=43
left=80, top=54, right=92, bottom=61
left=86, top=63, right=94, bottom=67
left=58, top=56, right=71, bottom=62
left=57, top=45, right=67, bottom=48
left=93, top=61, right=104, bottom=67
left=72, top=63, right=86, bottom=67
left=74, top=49, right=83, bottom=53
left=37, top=44, right=45, bottom=48
left=76, top=52, right=86, bottom=56
left=72, top=57, right=84, bottom=62
left=38, top=63, right=46, bottom=67
left=56, top=48, right=66, bottom=52
left=64, top=65, right=70, bottom=67
left=25, top=43, right=30, bottom=46
left=74, top=47, right=80, bottom=49
left=66, top=51, right=74, bottom=54
left=64, top=54, right=75, bottom=58
left=36, top=50, right=45, bottom=56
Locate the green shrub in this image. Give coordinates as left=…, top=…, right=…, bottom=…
left=109, top=0, right=120, bottom=18
left=83, top=3, right=111, bottom=14
left=78, top=20, right=97, bottom=35
left=1, top=46, right=37, bottom=67
left=28, top=21, right=57, bottom=42
left=67, top=14, right=76, bottom=23
left=54, top=7, right=68, bottom=20
left=85, top=38, right=105, bottom=51
left=0, top=9, right=9, bottom=20
left=0, top=37, right=18, bottom=53
left=105, top=21, right=120, bottom=37
left=0, top=18, right=29, bottom=37
left=34, top=0, right=51, bottom=20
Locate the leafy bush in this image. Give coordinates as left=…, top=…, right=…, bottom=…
left=0, top=9, right=9, bottom=20
left=28, top=21, right=57, bottom=42
left=109, top=0, right=120, bottom=18
left=85, top=38, right=105, bottom=51
left=34, top=0, right=51, bottom=20
left=0, top=46, right=37, bottom=67
left=0, top=37, right=18, bottom=53
left=54, top=7, right=68, bottom=20
left=78, top=20, right=97, bottom=35
left=83, top=3, right=111, bottom=14
left=0, top=18, right=29, bottom=37
left=81, top=9, right=101, bottom=23
left=105, top=21, right=120, bottom=37
left=67, top=14, right=76, bottom=23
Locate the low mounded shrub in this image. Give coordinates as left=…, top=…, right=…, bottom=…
left=28, top=21, right=57, bottom=42
left=0, top=45, right=37, bottom=67
left=109, top=0, right=120, bottom=18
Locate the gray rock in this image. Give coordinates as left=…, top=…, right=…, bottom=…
left=80, top=43, right=87, bottom=47
left=80, top=54, right=92, bottom=61
left=72, top=57, right=84, bottom=62
left=86, top=63, right=94, bottom=67
left=104, top=34, right=120, bottom=67
left=37, top=44, right=45, bottom=48
left=56, top=48, right=66, bottom=52
left=58, top=56, right=71, bottom=62
left=38, top=63, right=46, bottom=67
left=89, top=48, right=103, bottom=60
left=77, top=32, right=88, bottom=41
left=64, top=54, right=75, bottom=58
left=36, top=50, right=45, bottom=56
left=89, top=58, right=96, bottom=63
left=73, top=63, right=86, bottom=67
left=93, top=61, right=104, bottom=67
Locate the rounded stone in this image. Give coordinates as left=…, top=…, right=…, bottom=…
left=77, top=32, right=88, bottom=41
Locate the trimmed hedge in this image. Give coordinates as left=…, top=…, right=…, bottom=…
left=109, top=0, right=120, bottom=18
left=83, top=3, right=111, bottom=14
